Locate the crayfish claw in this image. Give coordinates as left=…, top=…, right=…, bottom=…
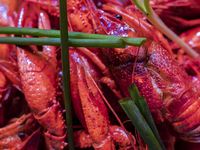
left=34, top=104, right=65, bottom=136
left=74, top=129, right=92, bottom=148
left=109, top=125, right=133, bottom=148
left=92, top=134, right=115, bottom=150
left=44, top=131, right=67, bottom=150
left=17, top=38, right=66, bottom=149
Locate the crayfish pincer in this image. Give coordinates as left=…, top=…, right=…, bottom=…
left=17, top=47, right=67, bottom=150
left=86, top=0, right=200, bottom=147
left=16, top=3, right=67, bottom=149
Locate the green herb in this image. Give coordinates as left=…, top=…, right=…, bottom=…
left=132, top=0, right=199, bottom=58
left=59, top=0, right=75, bottom=149
left=0, top=27, right=146, bottom=47
left=119, top=83, right=166, bottom=150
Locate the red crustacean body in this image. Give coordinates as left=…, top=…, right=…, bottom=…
left=0, top=0, right=25, bottom=129
left=170, top=26, right=200, bottom=53
left=86, top=0, right=200, bottom=145
left=11, top=0, right=200, bottom=149
left=15, top=1, right=133, bottom=150
left=15, top=3, right=67, bottom=149
left=0, top=0, right=21, bottom=94
left=1, top=0, right=200, bottom=149
left=149, top=0, right=200, bottom=34
left=66, top=0, right=135, bottom=149
left=69, top=48, right=133, bottom=148
left=17, top=47, right=67, bottom=149
left=0, top=114, right=41, bottom=150
left=172, top=26, right=200, bottom=92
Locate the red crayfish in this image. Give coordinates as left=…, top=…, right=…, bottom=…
left=1, top=0, right=200, bottom=149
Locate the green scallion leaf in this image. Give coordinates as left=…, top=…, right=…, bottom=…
left=138, top=97, right=166, bottom=150
left=0, top=37, right=129, bottom=48
left=128, top=83, right=142, bottom=112
left=59, top=0, right=75, bottom=149
left=0, top=27, right=146, bottom=47
left=119, top=98, right=163, bottom=150
left=123, top=83, right=166, bottom=149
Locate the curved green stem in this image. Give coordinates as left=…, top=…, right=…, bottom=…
left=119, top=98, right=163, bottom=150
left=132, top=0, right=148, bottom=15
left=132, top=0, right=199, bottom=59
left=0, top=27, right=146, bottom=47
left=146, top=10, right=199, bottom=58
left=0, top=37, right=147, bottom=48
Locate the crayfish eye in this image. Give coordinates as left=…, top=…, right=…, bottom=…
left=94, top=29, right=98, bottom=34
left=96, top=2, right=102, bottom=8
left=115, top=14, right=122, bottom=21
left=18, top=132, right=25, bottom=139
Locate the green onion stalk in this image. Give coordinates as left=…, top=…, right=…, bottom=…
left=119, top=83, right=166, bottom=150
left=0, top=28, right=146, bottom=47
left=132, top=0, right=199, bottom=59
left=59, top=0, right=75, bottom=149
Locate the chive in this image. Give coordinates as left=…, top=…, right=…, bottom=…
left=69, top=38, right=126, bottom=48
left=132, top=0, right=148, bottom=15
left=0, top=27, right=146, bottom=47
left=119, top=98, right=162, bottom=150
left=128, top=83, right=142, bottom=112
left=69, top=32, right=146, bottom=47
left=128, top=83, right=166, bottom=149
left=0, top=36, right=147, bottom=48
left=122, top=37, right=146, bottom=47
left=138, top=97, right=166, bottom=150
left=0, top=37, right=127, bottom=48
left=0, top=27, right=60, bottom=37
left=144, top=0, right=152, bottom=15
left=59, top=0, right=75, bottom=149
left=0, top=37, right=61, bottom=46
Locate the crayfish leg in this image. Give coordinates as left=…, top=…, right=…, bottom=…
left=38, top=9, right=57, bottom=66
left=77, top=61, right=115, bottom=149
left=73, top=125, right=133, bottom=149
left=0, top=114, right=41, bottom=149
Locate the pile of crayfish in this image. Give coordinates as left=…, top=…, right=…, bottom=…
left=1, top=0, right=200, bottom=149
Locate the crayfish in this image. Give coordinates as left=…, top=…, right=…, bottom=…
left=1, top=0, right=200, bottom=150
